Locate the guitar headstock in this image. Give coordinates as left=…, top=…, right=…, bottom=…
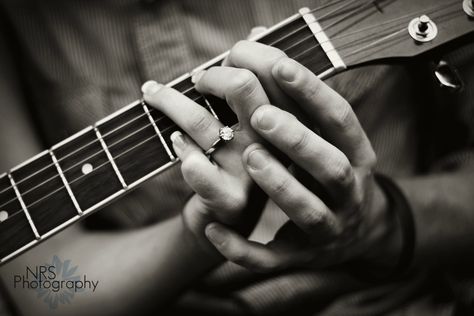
left=314, top=0, right=474, bottom=67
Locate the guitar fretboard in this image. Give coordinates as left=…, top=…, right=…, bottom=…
left=0, top=8, right=340, bottom=264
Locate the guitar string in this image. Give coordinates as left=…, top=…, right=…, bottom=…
left=0, top=0, right=462, bottom=217
left=341, top=8, right=464, bottom=62
left=244, top=0, right=365, bottom=56
left=6, top=132, right=167, bottom=218
left=0, top=0, right=371, bottom=198
left=0, top=111, right=178, bottom=211
left=0, top=0, right=455, bottom=196
left=330, top=3, right=462, bottom=61
left=0, top=0, right=464, bottom=223
left=0, top=0, right=461, bottom=209
left=176, top=0, right=458, bottom=97
left=291, top=0, right=460, bottom=61
left=1, top=0, right=363, bottom=219
left=0, top=0, right=457, bottom=200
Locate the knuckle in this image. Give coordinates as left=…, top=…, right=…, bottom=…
left=252, top=260, right=279, bottom=273
left=300, top=209, right=325, bottom=231
left=229, top=40, right=250, bottom=62
left=329, top=100, right=353, bottom=131
left=188, top=112, right=214, bottom=134
left=229, top=247, right=249, bottom=266
left=288, top=129, right=310, bottom=153
left=303, top=80, right=324, bottom=102
left=268, top=49, right=287, bottom=65
left=366, top=150, right=377, bottom=168
left=351, top=188, right=365, bottom=211
left=329, top=157, right=354, bottom=188
left=271, top=176, right=292, bottom=195
left=229, top=69, right=258, bottom=96
left=180, top=157, right=200, bottom=183
left=222, top=189, right=247, bottom=213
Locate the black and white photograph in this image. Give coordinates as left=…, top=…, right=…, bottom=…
left=0, top=0, right=473, bottom=315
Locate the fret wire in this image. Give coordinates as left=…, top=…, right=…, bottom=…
left=202, top=96, right=219, bottom=120
left=1, top=0, right=458, bottom=204
left=4, top=118, right=196, bottom=220
left=1, top=0, right=468, bottom=264
left=0, top=113, right=179, bottom=210
left=7, top=173, right=40, bottom=239
left=49, top=150, right=83, bottom=215
left=0, top=0, right=376, bottom=223
left=142, top=101, right=175, bottom=160
left=6, top=133, right=164, bottom=218
left=0, top=0, right=396, bottom=209
left=94, top=127, right=128, bottom=189
left=0, top=9, right=326, bottom=201
left=0, top=15, right=324, bottom=204
left=0, top=111, right=158, bottom=196
left=0, top=0, right=366, bottom=262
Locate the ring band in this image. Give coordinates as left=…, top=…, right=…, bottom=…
left=204, top=126, right=234, bottom=156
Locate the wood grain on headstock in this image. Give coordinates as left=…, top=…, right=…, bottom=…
left=314, top=0, right=474, bottom=67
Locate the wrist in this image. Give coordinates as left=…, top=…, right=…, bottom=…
left=361, top=178, right=403, bottom=268
left=359, top=173, right=417, bottom=279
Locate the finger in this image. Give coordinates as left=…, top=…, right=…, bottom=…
left=142, top=80, right=224, bottom=151
left=250, top=105, right=357, bottom=204
left=170, top=131, right=222, bottom=200
left=194, top=67, right=270, bottom=128
left=246, top=26, right=267, bottom=40
left=170, top=130, right=203, bottom=160
left=243, top=144, right=341, bottom=238
left=221, top=41, right=301, bottom=116
left=271, top=58, right=376, bottom=166
left=205, top=222, right=299, bottom=273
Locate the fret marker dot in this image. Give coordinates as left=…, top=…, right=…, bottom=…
left=0, top=211, right=8, bottom=222
left=81, top=163, right=93, bottom=175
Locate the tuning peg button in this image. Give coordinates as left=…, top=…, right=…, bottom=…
left=434, top=60, right=464, bottom=92
left=463, top=0, right=474, bottom=17
left=418, top=15, right=430, bottom=33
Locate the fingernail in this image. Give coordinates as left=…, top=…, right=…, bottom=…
left=191, top=70, right=206, bottom=84
left=205, top=224, right=225, bottom=245
left=141, top=80, right=162, bottom=95
left=170, top=131, right=186, bottom=150
left=254, top=107, right=274, bottom=130
left=276, top=59, right=297, bottom=82
left=246, top=148, right=269, bottom=170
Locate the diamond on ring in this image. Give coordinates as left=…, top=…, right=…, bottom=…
left=219, top=126, right=234, bottom=141
left=204, top=126, right=234, bottom=157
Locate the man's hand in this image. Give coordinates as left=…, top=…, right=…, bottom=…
left=198, top=42, right=400, bottom=272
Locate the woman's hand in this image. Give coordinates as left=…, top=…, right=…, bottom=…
left=141, top=67, right=273, bottom=255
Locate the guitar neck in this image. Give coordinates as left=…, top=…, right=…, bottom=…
left=2, top=0, right=473, bottom=265
left=0, top=8, right=339, bottom=264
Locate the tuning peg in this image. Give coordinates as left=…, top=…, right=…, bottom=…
left=408, top=15, right=438, bottom=43
left=417, top=15, right=430, bottom=33
left=433, top=60, right=464, bottom=92
left=463, top=0, right=474, bottom=17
